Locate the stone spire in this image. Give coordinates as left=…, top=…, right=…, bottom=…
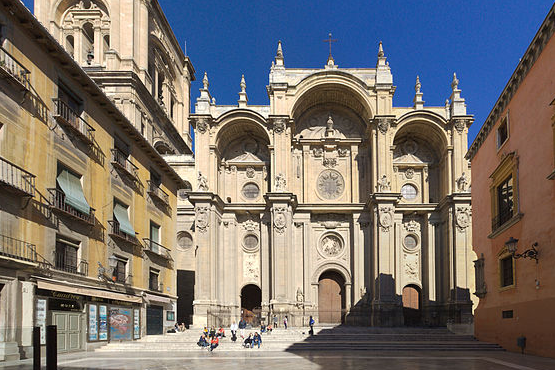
left=195, top=71, right=213, bottom=114
left=413, top=75, right=424, bottom=109
left=238, top=74, right=248, bottom=107
left=449, top=72, right=466, bottom=116
left=274, top=40, right=284, bottom=68
left=376, top=41, right=387, bottom=68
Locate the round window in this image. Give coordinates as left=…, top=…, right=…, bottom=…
left=242, top=183, right=260, bottom=199
left=404, top=235, right=418, bottom=250
left=177, top=231, right=193, bottom=250
left=243, top=234, right=259, bottom=252
left=401, top=184, right=418, bottom=200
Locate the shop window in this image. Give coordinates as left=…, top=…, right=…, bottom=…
left=497, top=115, right=509, bottom=149
left=490, top=153, right=519, bottom=234
left=112, top=256, right=127, bottom=283
left=500, top=255, right=515, bottom=288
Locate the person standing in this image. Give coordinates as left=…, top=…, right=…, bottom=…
left=309, top=316, right=315, bottom=335
left=273, top=314, right=278, bottom=328
left=230, top=321, right=238, bottom=339
left=283, top=315, right=288, bottom=329
left=239, top=318, right=247, bottom=338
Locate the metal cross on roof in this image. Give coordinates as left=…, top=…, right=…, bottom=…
left=323, top=32, right=337, bottom=60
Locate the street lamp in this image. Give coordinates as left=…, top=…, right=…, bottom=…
left=505, top=237, right=539, bottom=263
left=108, top=255, right=118, bottom=268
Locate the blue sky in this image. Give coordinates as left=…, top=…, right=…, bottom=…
left=22, top=0, right=553, bottom=145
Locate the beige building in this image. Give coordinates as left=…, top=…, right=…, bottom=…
left=0, top=0, right=186, bottom=360
left=185, top=43, right=476, bottom=329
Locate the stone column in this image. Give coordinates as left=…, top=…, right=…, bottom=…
left=94, top=25, right=102, bottom=65
left=369, top=193, right=403, bottom=326
left=260, top=213, right=271, bottom=316
left=265, top=192, right=297, bottom=315
left=0, top=279, right=22, bottom=361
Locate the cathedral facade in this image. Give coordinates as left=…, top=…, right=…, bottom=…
left=184, top=43, right=476, bottom=328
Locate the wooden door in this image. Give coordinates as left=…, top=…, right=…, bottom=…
left=318, top=272, right=343, bottom=323
left=402, top=285, right=421, bottom=326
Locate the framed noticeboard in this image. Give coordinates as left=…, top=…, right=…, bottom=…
left=88, top=304, right=98, bottom=341
left=166, top=311, right=175, bottom=321
left=35, top=299, right=47, bottom=345
left=99, top=305, right=108, bottom=341
left=133, top=309, right=140, bottom=339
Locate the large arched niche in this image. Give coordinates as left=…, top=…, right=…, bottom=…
left=294, top=104, right=366, bottom=140
left=393, top=113, right=449, bottom=203
left=290, top=73, right=373, bottom=123
left=54, top=0, right=110, bottom=24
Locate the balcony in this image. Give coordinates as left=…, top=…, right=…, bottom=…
left=52, top=98, right=95, bottom=145
left=110, top=149, right=139, bottom=180
left=0, top=46, right=30, bottom=90
left=491, top=207, right=514, bottom=232
left=54, top=251, right=88, bottom=276
left=147, top=181, right=169, bottom=206
left=0, top=234, right=51, bottom=269
left=108, top=220, right=140, bottom=245
left=143, top=239, right=172, bottom=260
left=149, top=280, right=163, bottom=293
left=48, top=188, right=95, bottom=225
left=0, top=156, right=35, bottom=197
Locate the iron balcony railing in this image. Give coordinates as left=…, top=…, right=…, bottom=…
left=0, top=156, right=35, bottom=197
left=108, top=220, right=139, bottom=245
left=0, top=46, right=30, bottom=89
left=147, top=181, right=169, bottom=206
left=491, top=206, right=514, bottom=232
left=149, top=280, right=163, bottom=292
left=52, top=98, right=95, bottom=145
left=110, top=149, right=139, bottom=180
left=48, top=188, right=95, bottom=225
left=143, top=239, right=172, bottom=260
left=54, top=251, right=88, bottom=276
left=0, top=234, right=51, bottom=269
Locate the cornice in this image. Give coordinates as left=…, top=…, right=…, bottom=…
left=467, top=4, right=555, bottom=161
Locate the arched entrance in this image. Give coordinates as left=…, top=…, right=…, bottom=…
left=402, top=285, right=422, bottom=326
left=318, top=271, right=345, bottom=324
left=240, top=284, right=261, bottom=325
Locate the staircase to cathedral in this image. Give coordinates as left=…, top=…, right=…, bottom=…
left=95, top=326, right=504, bottom=352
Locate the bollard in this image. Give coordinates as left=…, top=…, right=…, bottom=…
left=32, top=327, right=40, bottom=370
left=46, top=325, right=57, bottom=370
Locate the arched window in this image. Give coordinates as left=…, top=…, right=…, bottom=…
left=82, top=22, right=94, bottom=64
left=65, top=35, right=74, bottom=58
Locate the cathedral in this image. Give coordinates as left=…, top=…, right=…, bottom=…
left=182, top=42, right=476, bottom=329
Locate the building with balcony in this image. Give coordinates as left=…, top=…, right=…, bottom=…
left=467, top=4, right=555, bottom=358
left=0, top=0, right=186, bottom=359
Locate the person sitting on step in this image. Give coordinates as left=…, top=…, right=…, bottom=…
left=210, top=335, right=219, bottom=352
left=243, top=333, right=253, bottom=348
left=209, top=326, right=216, bottom=339
left=252, top=332, right=262, bottom=348
left=217, top=326, right=225, bottom=338
left=197, top=334, right=209, bottom=348
left=267, top=324, right=273, bottom=334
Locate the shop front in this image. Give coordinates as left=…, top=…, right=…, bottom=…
left=144, top=293, right=176, bottom=335
left=35, top=280, right=142, bottom=352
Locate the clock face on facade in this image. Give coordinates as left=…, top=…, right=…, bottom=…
left=317, top=170, right=345, bottom=200
left=401, top=184, right=418, bottom=200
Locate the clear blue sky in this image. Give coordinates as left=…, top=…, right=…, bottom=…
left=22, top=0, right=553, bottom=145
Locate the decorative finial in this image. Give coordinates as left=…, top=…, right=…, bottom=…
left=378, top=41, right=384, bottom=57
left=325, top=114, right=334, bottom=137
left=203, top=72, right=209, bottom=90
left=415, top=75, right=421, bottom=93
left=451, top=72, right=459, bottom=90
left=276, top=40, right=283, bottom=58
left=240, top=74, right=246, bottom=93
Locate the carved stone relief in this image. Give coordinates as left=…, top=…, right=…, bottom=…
left=196, top=118, right=208, bottom=134
left=243, top=253, right=260, bottom=280
left=197, top=172, right=209, bottom=191
left=242, top=219, right=258, bottom=232
left=246, top=166, right=256, bottom=178
left=405, top=168, right=415, bottom=179
left=455, top=206, right=471, bottom=231
left=404, top=253, right=420, bottom=280
left=323, top=158, right=337, bottom=168
left=273, top=118, right=286, bottom=134
left=377, top=175, right=391, bottom=192
left=317, top=170, right=345, bottom=200
left=378, top=206, right=394, bottom=232
left=273, top=206, right=287, bottom=234
left=195, top=206, right=210, bottom=233
left=453, top=119, right=466, bottom=133
left=456, top=172, right=469, bottom=192
left=275, top=173, right=287, bottom=192
left=319, top=233, right=344, bottom=258
left=403, top=219, right=421, bottom=233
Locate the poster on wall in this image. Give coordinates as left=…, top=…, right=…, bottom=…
left=88, top=305, right=98, bottom=341
left=99, top=305, right=108, bottom=341
left=109, top=307, right=132, bottom=341
left=133, top=309, right=140, bottom=339
left=35, top=299, right=47, bottom=345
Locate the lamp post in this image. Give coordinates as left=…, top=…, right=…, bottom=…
left=505, top=237, right=539, bottom=263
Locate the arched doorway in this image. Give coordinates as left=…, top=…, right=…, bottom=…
left=318, top=271, right=345, bottom=324
left=402, top=285, right=422, bottom=326
left=240, top=284, right=261, bottom=325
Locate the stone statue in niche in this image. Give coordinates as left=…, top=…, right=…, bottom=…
left=456, top=172, right=469, bottom=192
left=275, top=173, right=287, bottom=192
left=377, top=175, right=391, bottom=192
left=197, top=172, right=209, bottom=191
left=325, top=115, right=335, bottom=137
left=296, top=287, right=304, bottom=303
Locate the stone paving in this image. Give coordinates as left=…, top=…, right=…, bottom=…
left=1, top=350, right=555, bottom=370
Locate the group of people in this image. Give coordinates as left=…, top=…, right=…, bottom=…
left=171, top=323, right=187, bottom=332
left=197, top=326, right=226, bottom=351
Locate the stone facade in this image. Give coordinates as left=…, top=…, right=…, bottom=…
left=185, top=42, right=476, bottom=328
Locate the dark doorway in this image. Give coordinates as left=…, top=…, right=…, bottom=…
left=241, top=284, right=261, bottom=324
left=402, top=285, right=422, bottom=326
left=177, top=270, right=194, bottom=327
left=318, top=271, right=345, bottom=324
left=146, top=305, right=163, bottom=335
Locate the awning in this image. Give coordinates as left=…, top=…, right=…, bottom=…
left=56, top=170, right=90, bottom=214
left=37, top=280, right=142, bottom=303
left=143, top=292, right=173, bottom=305
left=113, top=202, right=135, bottom=237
